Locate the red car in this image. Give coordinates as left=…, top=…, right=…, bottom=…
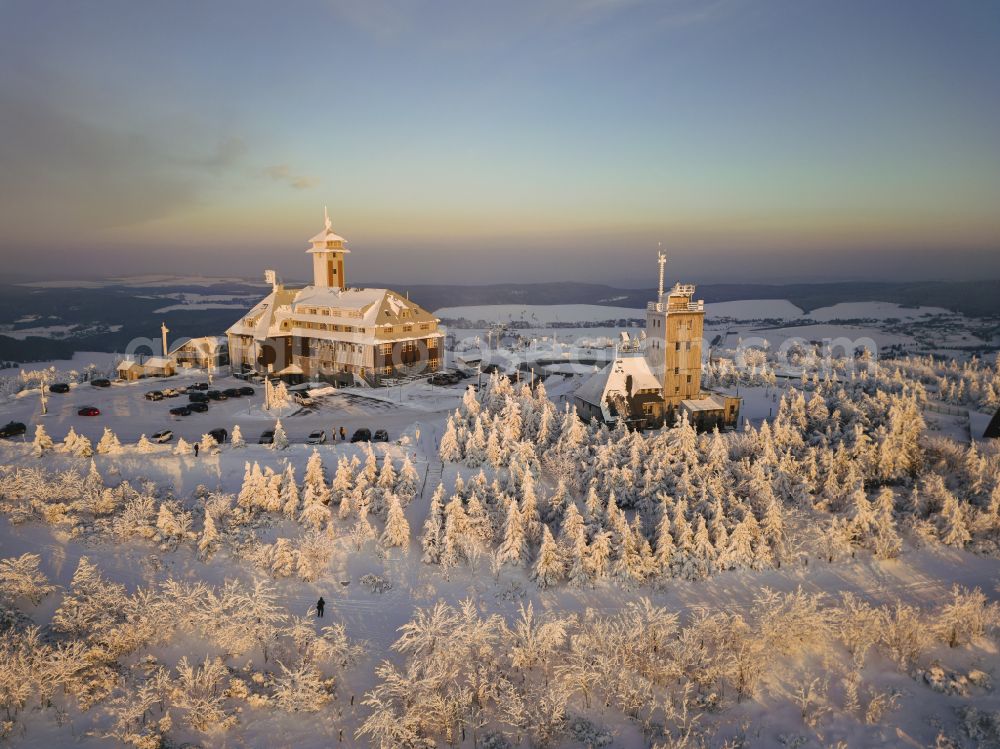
left=78, top=406, right=100, bottom=416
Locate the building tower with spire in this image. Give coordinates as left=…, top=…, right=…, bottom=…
left=644, top=252, right=705, bottom=410
left=308, top=206, right=349, bottom=289
left=226, top=208, right=443, bottom=385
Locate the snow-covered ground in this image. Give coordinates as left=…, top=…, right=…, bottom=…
left=2, top=305, right=999, bottom=749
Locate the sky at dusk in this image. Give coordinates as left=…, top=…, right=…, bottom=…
left=1, top=0, right=998, bottom=287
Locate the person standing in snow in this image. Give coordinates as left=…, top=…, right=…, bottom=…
left=194, top=442, right=200, bottom=457
left=316, top=597, right=325, bottom=617
left=339, top=426, right=346, bottom=441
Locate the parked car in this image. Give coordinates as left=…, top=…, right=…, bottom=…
left=152, top=430, right=173, bottom=443
left=188, top=392, right=209, bottom=403
left=189, top=382, right=209, bottom=391
left=239, top=386, right=255, bottom=396
left=169, top=406, right=191, bottom=416
left=258, top=430, right=274, bottom=445
left=78, top=406, right=100, bottom=416
left=48, top=382, right=70, bottom=393
left=206, top=390, right=227, bottom=401
left=90, top=378, right=111, bottom=388
left=373, top=429, right=389, bottom=442
left=188, top=402, right=209, bottom=413
left=208, top=428, right=228, bottom=444
left=350, top=428, right=372, bottom=443
left=306, top=430, right=326, bottom=444
left=0, top=421, right=27, bottom=439
left=161, top=388, right=180, bottom=398
left=222, top=388, right=242, bottom=398
left=145, top=390, right=164, bottom=401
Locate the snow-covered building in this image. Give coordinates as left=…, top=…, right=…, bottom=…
left=573, top=252, right=740, bottom=430
left=226, top=210, right=443, bottom=385
left=170, top=336, right=229, bottom=370
left=116, top=355, right=176, bottom=381
left=574, top=348, right=664, bottom=429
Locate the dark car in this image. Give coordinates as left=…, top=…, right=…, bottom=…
left=373, top=429, right=389, bottom=442
left=188, top=392, right=209, bottom=403
left=90, top=378, right=111, bottom=388
left=208, top=428, right=228, bottom=444
left=152, top=430, right=173, bottom=442
left=48, top=382, right=70, bottom=393
left=78, top=406, right=100, bottom=416
left=145, top=390, right=164, bottom=401
left=258, top=430, right=274, bottom=444
left=169, top=405, right=191, bottom=416
left=0, top=421, right=27, bottom=439
left=239, top=386, right=255, bottom=396
left=350, top=428, right=372, bottom=443
left=189, top=382, right=209, bottom=391
left=206, top=390, right=228, bottom=401
left=223, top=388, right=242, bottom=398
left=188, top=402, right=209, bottom=413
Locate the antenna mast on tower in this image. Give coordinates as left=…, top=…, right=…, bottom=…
left=657, top=243, right=667, bottom=300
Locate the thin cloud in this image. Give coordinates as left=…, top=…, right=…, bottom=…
left=263, top=164, right=320, bottom=190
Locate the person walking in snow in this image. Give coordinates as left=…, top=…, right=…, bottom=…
left=316, top=597, right=325, bottom=617
left=339, top=426, right=346, bottom=441
left=194, top=442, right=200, bottom=457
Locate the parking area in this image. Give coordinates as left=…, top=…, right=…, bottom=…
left=1, top=371, right=455, bottom=447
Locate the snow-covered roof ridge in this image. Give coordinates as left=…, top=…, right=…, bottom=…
left=575, top=355, right=661, bottom=413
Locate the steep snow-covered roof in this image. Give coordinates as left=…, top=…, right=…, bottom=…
left=575, top=356, right=661, bottom=410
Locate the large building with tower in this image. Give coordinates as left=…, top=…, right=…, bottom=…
left=226, top=210, right=443, bottom=385
left=574, top=252, right=740, bottom=430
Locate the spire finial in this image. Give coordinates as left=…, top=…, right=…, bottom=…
left=323, top=205, right=332, bottom=232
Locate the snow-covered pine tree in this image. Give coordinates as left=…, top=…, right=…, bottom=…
left=231, top=424, right=245, bottom=448
left=199, top=513, right=220, bottom=558
left=585, top=529, right=612, bottom=579
left=93, top=426, right=121, bottom=455
left=377, top=455, right=396, bottom=490
left=939, top=491, right=971, bottom=547
left=300, top=484, right=331, bottom=529
left=135, top=433, right=157, bottom=453
left=497, top=496, right=528, bottom=566
left=396, top=453, right=420, bottom=500
left=31, top=424, right=54, bottom=457
left=381, top=493, right=410, bottom=549
left=532, top=525, right=564, bottom=589
left=420, top=483, right=446, bottom=564
left=272, top=418, right=289, bottom=450
left=281, top=463, right=301, bottom=518
left=174, top=437, right=194, bottom=456
left=439, top=413, right=462, bottom=462
left=872, top=486, right=901, bottom=559
left=199, top=433, right=220, bottom=456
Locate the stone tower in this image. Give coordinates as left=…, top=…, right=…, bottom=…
left=644, top=251, right=705, bottom=408
left=307, top=207, right=350, bottom=289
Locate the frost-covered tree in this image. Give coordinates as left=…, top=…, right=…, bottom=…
left=198, top=433, right=220, bottom=456
left=198, top=513, right=220, bottom=558
left=439, top=414, right=462, bottom=462
left=96, top=427, right=122, bottom=455
left=135, top=433, right=158, bottom=453
left=31, top=424, right=54, bottom=457
left=273, top=661, right=331, bottom=712
left=281, top=463, right=301, bottom=518
left=0, top=553, right=55, bottom=605
left=497, top=497, right=528, bottom=567
left=532, top=525, right=565, bottom=589
left=231, top=424, right=245, bottom=448
left=174, top=438, right=194, bottom=456
left=421, top=484, right=446, bottom=564
left=300, top=484, right=331, bottom=529
left=377, top=456, right=397, bottom=491
left=272, top=418, right=289, bottom=450
left=939, top=491, right=970, bottom=547
left=381, top=493, right=410, bottom=549
left=396, top=453, right=420, bottom=499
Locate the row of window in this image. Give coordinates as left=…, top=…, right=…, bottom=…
left=383, top=322, right=432, bottom=333
left=299, top=306, right=363, bottom=319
